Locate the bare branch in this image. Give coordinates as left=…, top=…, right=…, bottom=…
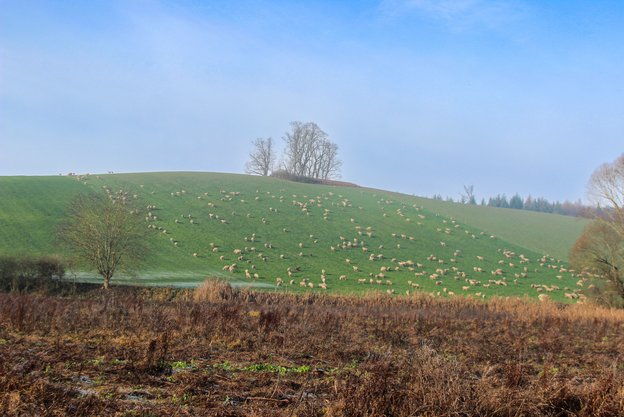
left=58, top=192, right=149, bottom=289
left=246, top=138, right=275, bottom=176
left=282, top=121, right=341, bottom=179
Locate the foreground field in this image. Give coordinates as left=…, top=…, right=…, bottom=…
left=1, top=283, right=623, bottom=416
left=0, top=172, right=589, bottom=301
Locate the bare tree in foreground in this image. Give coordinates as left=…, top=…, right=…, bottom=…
left=59, top=192, right=148, bottom=289
left=245, top=137, right=275, bottom=176
left=570, top=154, right=624, bottom=301
left=282, top=121, right=341, bottom=179
left=571, top=220, right=623, bottom=300
left=588, top=154, right=624, bottom=236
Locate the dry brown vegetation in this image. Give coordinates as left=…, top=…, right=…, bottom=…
left=1, top=280, right=623, bottom=416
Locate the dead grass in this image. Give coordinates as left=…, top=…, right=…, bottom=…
left=193, top=279, right=235, bottom=303
left=0, top=281, right=623, bottom=416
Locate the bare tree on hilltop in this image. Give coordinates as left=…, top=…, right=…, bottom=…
left=461, top=185, right=476, bottom=205
left=282, top=121, right=342, bottom=180
left=245, top=137, right=275, bottom=176
left=244, top=121, right=342, bottom=180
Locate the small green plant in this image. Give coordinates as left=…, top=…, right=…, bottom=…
left=171, top=360, right=192, bottom=370
left=291, top=365, right=311, bottom=373
left=243, top=363, right=288, bottom=375
left=87, top=358, right=104, bottom=367
left=213, top=361, right=236, bottom=371
left=241, top=363, right=312, bottom=375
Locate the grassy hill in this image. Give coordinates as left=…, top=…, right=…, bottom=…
left=0, top=172, right=588, bottom=301
left=406, top=196, right=588, bottom=262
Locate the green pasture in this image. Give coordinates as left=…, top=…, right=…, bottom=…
left=406, top=196, right=588, bottom=261
left=0, top=172, right=588, bottom=301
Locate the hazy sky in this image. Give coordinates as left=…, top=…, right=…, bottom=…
left=1, top=1, right=623, bottom=202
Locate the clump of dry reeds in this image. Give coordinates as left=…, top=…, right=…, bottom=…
left=193, top=278, right=235, bottom=302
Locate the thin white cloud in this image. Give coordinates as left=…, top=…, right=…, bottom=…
left=381, top=0, right=527, bottom=31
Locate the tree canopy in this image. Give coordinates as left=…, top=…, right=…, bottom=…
left=245, top=121, right=342, bottom=180
left=245, top=137, right=275, bottom=176
left=570, top=154, right=624, bottom=302
left=58, top=192, right=148, bottom=289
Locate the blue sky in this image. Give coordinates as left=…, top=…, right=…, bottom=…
left=1, top=0, right=623, bottom=202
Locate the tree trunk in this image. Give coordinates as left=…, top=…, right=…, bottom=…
left=103, top=274, right=110, bottom=289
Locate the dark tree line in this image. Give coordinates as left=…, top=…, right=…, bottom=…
left=434, top=187, right=599, bottom=219
left=483, top=194, right=598, bottom=218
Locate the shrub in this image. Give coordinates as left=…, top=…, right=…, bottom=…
left=0, top=255, right=67, bottom=293
left=0, top=256, right=19, bottom=291
left=193, top=278, right=235, bottom=303
left=270, top=169, right=322, bottom=184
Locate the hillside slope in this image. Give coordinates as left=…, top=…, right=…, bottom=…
left=407, top=197, right=588, bottom=261
left=0, top=172, right=587, bottom=301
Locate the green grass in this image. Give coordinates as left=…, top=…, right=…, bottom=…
left=404, top=196, right=588, bottom=261
left=0, top=172, right=588, bottom=301
left=0, top=175, right=89, bottom=255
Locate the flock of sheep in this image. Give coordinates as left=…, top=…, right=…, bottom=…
left=74, top=173, right=588, bottom=302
